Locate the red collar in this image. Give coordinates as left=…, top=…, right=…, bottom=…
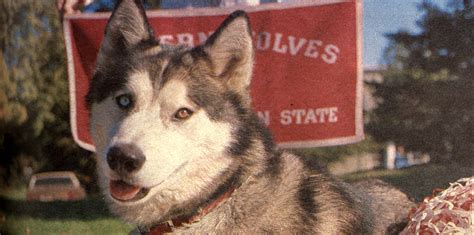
left=140, top=187, right=235, bottom=235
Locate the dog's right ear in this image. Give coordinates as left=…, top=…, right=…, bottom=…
left=98, top=0, right=155, bottom=58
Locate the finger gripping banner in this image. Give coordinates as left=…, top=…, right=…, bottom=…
left=64, top=0, right=363, bottom=152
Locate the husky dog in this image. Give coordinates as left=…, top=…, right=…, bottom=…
left=87, top=0, right=415, bottom=233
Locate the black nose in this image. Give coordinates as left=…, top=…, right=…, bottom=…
left=107, top=144, right=145, bottom=174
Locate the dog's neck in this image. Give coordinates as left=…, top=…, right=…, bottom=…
left=138, top=185, right=236, bottom=235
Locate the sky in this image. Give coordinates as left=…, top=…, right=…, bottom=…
left=363, top=0, right=448, bottom=67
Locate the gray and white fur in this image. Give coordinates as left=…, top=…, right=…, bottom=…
left=87, top=0, right=415, bottom=234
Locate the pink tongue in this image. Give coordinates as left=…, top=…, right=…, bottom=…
left=109, top=180, right=141, bottom=201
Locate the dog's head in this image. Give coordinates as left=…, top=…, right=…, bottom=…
left=86, top=0, right=255, bottom=225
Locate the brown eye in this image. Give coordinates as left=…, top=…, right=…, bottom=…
left=174, top=108, right=193, bottom=120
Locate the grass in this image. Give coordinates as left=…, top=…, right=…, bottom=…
left=2, top=216, right=132, bottom=235
left=0, top=192, right=134, bottom=235
left=292, top=137, right=383, bottom=165
left=0, top=163, right=472, bottom=234
left=343, top=163, right=474, bottom=202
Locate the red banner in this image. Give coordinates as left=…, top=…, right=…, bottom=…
left=64, top=0, right=363, bottom=152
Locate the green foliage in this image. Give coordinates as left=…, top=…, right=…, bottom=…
left=0, top=1, right=92, bottom=187
left=0, top=52, right=28, bottom=129
left=368, top=0, right=474, bottom=165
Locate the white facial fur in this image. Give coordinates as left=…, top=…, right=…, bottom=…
left=90, top=71, right=234, bottom=205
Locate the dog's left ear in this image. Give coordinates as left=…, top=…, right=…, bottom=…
left=202, top=11, right=254, bottom=99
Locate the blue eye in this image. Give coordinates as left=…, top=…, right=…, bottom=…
left=115, top=94, right=133, bottom=109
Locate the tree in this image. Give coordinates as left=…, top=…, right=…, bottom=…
left=0, top=1, right=93, bottom=187
left=368, top=0, right=473, bottom=165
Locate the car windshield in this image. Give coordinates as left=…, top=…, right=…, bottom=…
left=34, top=177, right=73, bottom=187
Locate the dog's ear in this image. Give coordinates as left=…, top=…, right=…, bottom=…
left=202, top=11, right=254, bottom=99
left=99, top=0, right=155, bottom=57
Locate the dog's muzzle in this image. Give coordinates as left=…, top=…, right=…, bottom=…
left=106, top=144, right=150, bottom=202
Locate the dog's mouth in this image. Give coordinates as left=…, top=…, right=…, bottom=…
left=109, top=180, right=150, bottom=202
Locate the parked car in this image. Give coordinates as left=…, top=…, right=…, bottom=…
left=26, top=171, right=86, bottom=201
